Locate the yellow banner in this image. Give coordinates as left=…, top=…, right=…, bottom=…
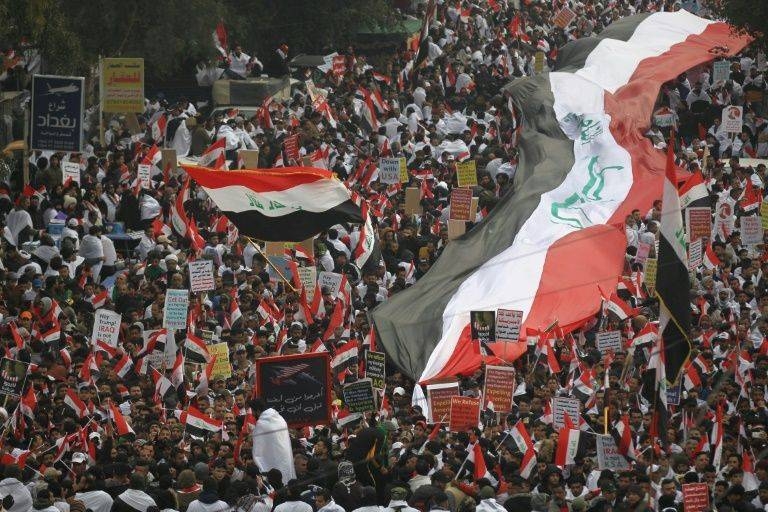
left=644, top=258, right=657, bottom=291
left=101, top=58, right=145, bottom=113
left=456, top=160, right=477, bottom=187
left=399, top=157, right=409, bottom=183
left=208, top=343, right=232, bottom=380
left=761, top=202, right=768, bottom=231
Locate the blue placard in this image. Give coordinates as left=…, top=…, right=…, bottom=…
left=30, top=74, right=85, bottom=152
left=666, top=379, right=682, bottom=406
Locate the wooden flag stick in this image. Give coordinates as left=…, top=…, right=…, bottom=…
left=245, top=237, right=297, bottom=293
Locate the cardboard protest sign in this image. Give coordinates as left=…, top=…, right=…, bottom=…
left=496, top=309, right=523, bottom=342
left=447, top=220, right=466, bottom=240
left=450, top=188, right=473, bottom=221
left=365, top=351, right=386, bottom=390
left=688, top=238, right=703, bottom=270
left=722, top=105, right=743, bottom=133
left=483, top=365, right=515, bottom=412
left=685, top=207, right=712, bottom=242
left=553, top=396, right=581, bottom=429
left=188, top=259, right=215, bottom=293
left=712, top=60, right=730, bottom=84
left=535, top=51, right=545, bottom=73
left=255, top=352, right=331, bottom=427
left=379, top=158, right=402, bottom=185
left=137, top=164, right=151, bottom=189
left=404, top=187, right=422, bottom=214
left=596, top=330, right=622, bottom=353
left=101, top=58, right=145, bottom=113
left=161, top=149, right=177, bottom=172
left=456, top=161, right=477, bottom=187
left=449, top=396, right=480, bottom=432
left=427, top=382, right=460, bottom=424
left=62, top=161, right=81, bottom=186
left=318, top=271, right=343, bottom=296
left=741, top=215, right=763, bottom=245
left=596, top=435, right=631, bottom=471
left=91, top=309, right=122, bottom=348
left=163, top=289, right=189, bottom=330
left=208, top=343, right=232, bottom=379
left=682, top=483, right=710, bottom=512
left=553, top=6, right=576, bottom=27
left=343, top=379, right=376, bottom=413
left=470, top=311, right=496, bottom=344
left=644, top=258, right=657, bottom=291
left=0, top=358, right=28, bottom=397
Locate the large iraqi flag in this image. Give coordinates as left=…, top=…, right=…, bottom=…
left=373, top=10, right=749, bottom=383
left=182, top=166, right=363, bottom=242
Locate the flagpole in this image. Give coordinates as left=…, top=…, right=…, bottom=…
left=245, top=237, right=297, bottom=293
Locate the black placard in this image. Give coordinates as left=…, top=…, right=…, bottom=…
left=343, top=379, right=376, bottom=413
left=365, top=351, right=386, bottom=390
left=255, top=352, right=331, bottom=428
left=0, top=358, right=28, bottom=398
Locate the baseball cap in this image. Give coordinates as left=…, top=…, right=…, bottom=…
left=71, top=452, right=87, bottom=464
left=19, top=311, right=32, bottom=320
left=393, top=387, right=406, bottom=396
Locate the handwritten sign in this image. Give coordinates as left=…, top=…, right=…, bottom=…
left=741, top=215, right=763, bottom=245
left=343, top=379, right=376, bottom=413
left=722, top=105, right=743, bottom=133
left=163, top=289, right=189, bottom=330
left=208, top=343, right=232, bottom=379
left=379, top=158, right=402, bottom=185
left=644, top=258, right=657, bottom=291
left=427, top=382, right=460, bottom=424
left=450, top=188, right=473, bottom=221
left=91, top=309, right=122, bottom=348
left=0, top=359, right=28, bottom=398
left=62, top=161, right=81, bottom=186
left=596, top=330, right=622, bottom=353
left=596, top=434, right=630, bottom=471
left=399, top=157, right=409, bottom=183
left=188, top=259, right=215, bottom=293
left=365, top=351, right=386, bottom=390
left=688, top=238, right=703, bottom=270
left=456, top=160, right=477, bottom=187
left=483, top=365, right=515, bottom=412
left=553, top=396, right=581, bottom=430
left=255, top=352, right=331, bottom=428
left=685, top=208, right=712, bottom=244
left=712, top=60, right=730, bottom=84
left=137, top=163, right=151, bottom=189
left=101, top=58, right=145, bottom=113
left=682, top=483, right=710, bottom=512
left=31, top=75, right=85, bottom=152
left=553, top=6, right=576, bottom=28
left=496, top=309, right=523, bottom=342
left=318, top=271, right=343, bottom=297
left=449, top=396, right=480, bottom=432
left=297, top=265, right=317, bottom=302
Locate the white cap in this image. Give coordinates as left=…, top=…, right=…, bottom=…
left=71, top=452, right=87, bottom=464
left=393, top=386, right=406, bottom=396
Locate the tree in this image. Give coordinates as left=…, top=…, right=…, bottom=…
left=713, top=0, right=768, bottom=51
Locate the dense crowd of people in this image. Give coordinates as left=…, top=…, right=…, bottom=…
left=0, top=0, right=767, bottom=512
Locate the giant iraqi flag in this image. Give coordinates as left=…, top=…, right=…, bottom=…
left=373, top=10, right=749, bottom=383
left=183, top=166, right=363, bottom=242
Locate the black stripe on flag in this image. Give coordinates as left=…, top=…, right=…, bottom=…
left=373, top=74, right=574, bottom=379
left=656, top=235, right=692, bottom=382
left=221, top=199, right=362, bottom=242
